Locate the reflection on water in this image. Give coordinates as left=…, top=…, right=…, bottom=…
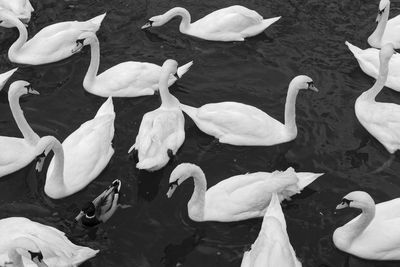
left=1, top=0, right=400, bottom=266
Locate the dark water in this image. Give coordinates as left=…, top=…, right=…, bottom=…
left=1, top=0, right=400, bottom=266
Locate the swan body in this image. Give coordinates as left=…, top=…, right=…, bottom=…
left=181, top=75, right=318, bottom=146
left=43, top=97, right=115, bottom=199
left=355, top=43, right=400, bottom=153
left=368, top=0, right=400, bottom=48
left=0, top=0, right=33, bottom=27
left=241, top=193, right=301, bottom=267
left=0, top=80, right=46, bottom=178
left=333, top=191, right=400, bottom=260
left=0, top=217, right=98, bottom=266
left=128, top=60, right=185, bottom=171
left=0, top=10, right=106, bottom=65
left=71, top=32, right=192, bottom=97
left=142, top=5, right=281, bottom=41
left=167, top=163, right=323, bottom=222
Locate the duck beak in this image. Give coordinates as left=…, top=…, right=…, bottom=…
left=141, top=20, right=153, bottom=29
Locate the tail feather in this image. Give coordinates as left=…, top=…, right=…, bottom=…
left=95, top=97, right=115, bottom=118
left=296, top=172, right=324, bottom=191
left=72, top=247, right=99, bottom=265
left=263, top=193, right=286, bottom=229
left=262, top=16, right=281, bottom=28
left=87, top=13, right=107, bottom=32
left=0, top=68, right=18, bottom=90
left=180, top=103, right=198, bottom=119
left=177, top=61, right=193, bottom=78
left=345, top=41, right=362, bottom=56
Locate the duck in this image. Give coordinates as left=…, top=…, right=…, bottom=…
left=0, top=217, right=98, bottom=266
left=167, top=163, right=323, bottom=222
left=241, top=193, right=302, bottom=267
left=180, top=75, right=318, bottom=146
left=0, top=80, right=49, bottom=178
left=0, top=0, right=33, bottom=28
left=75, top=179, right=121, bottom=227
left=345, top=41, right=400, bottom=92
left=355, top=43, right=400, bottom=153
left=70, top=32, right=193, bottom=97
left=36, top=97, right=115, bottom=199
left=368, top=0, right=400, bottom=49
left=141, top=5, right=281, bottom=42
left=0, top=9, right=106, bottom=65
left=128, top=59, right=185, bottom=171
left=333, top=191, right=400, bottom=260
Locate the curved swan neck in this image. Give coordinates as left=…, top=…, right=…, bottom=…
left=8, top=237, right=39, bottom=267
left=185, top=166, right=207, bottom=220
left=342, top=202, right=375, bottom=242
left=8, top=15, right=28, bottom=58
left=47, top=139, right=65, bottom=188
left=9, top=92, right=39, bottom=145
left=368, top=4, right=390, bottom=47
left=284, top=84, right=299, bottom=132
left=362, top=53, right=390, bottom=101
left=159, top=71, right=178, bottom=108
left=163, top=7, right=191, bottom=32
left=83, top=38, right=100, bottom=91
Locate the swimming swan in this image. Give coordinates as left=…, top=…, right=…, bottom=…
left=71, top=32, right=193, bottom=97
left=128, top=60, right=185, bottom=171
left=346, top=41, right=400, bottom=92
left=142, top=5, right=281, bottom=41
left=38, top=97, right=115, bottom=199
left=180, top=75, right=318, bottom=146
left=0, top=68, right=17, bottom=91
left=0, top=0, right=33, bottom=28
left=368, top=0, right=400, bottom=48
left=355, top=43, right=400, bottom=153
left=0, top=217, right=98, bottom=266
left=0, top=80, right=47, bottom=178
left=241, top=193, right=302, bottom=267
left=333, top=191, right=400, bottom=260
left=0, top=9, right=106, bottom=65
left=167, top=163, right=323, bottom=222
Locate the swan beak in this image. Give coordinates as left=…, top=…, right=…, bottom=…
left=29, top=89, right=40, bottom=95
left=166, top=184, right=177, bottom=198
left=376, top=13, right=381, bottom=23
left=310, top=86, right=318, bottom=92
left=141, top=20, right=153, bottom=29
left=174, top=73, right=179, bottom=79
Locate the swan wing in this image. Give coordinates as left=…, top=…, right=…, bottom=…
left=0, top=137, right=35, bottom=177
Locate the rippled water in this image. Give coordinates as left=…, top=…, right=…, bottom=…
left=1, top=0, right=400, bottom=266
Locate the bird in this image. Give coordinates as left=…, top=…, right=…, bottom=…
left=70, top=32, right=193, bottom=97
left=180, top=75, right=318, bottom=146
left=333, top=191, right=400, bottom=260
left=241, top=193, right=302, bottom=267
left=141, top=5, right=280, bottom=41
left=0, top=0, right=33, bottom=27
left=0, top=9, right=106, bottom=65
left=0, top=217, right=98, bottom=266
left=167, top=163, right=323, bottom=222
left=128, top=59, right=185, bottom=171
left=0, top=68, right=17, bottom=91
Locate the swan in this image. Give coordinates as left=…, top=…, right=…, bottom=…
left=0, top=0, right=33, bottom=28
left=128, top=59, right=185, bottom=171
left=0, top=80, right=48, bottom=178
left=167, top=163, right=323, bottom=222
left=180, top=75, right=318, bottom=146
left=0, top=217, right=98, bottom=266
left=141, top=5, right=281, bottom=41
left=333, top=191, right=400, bottom=260
left=355, top=43, right=400, bottom=153
left=0, top=68, right=18, bottom=91
left=241, top=193, right=301, bottom=267
left=345, top=41, right=400, bottom=92
left=0, top=9, right=106, bottom=65
left=70, top=32, right=193, bottom=97
left=368, top=0, right=400, bottom=48
left=38, top=97, right=115, bottom=199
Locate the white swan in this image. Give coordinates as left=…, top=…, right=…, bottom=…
left=141, top=5, right=281, bottom=41
left=345, top=41, right=400, bottom=92
left=0, top=9, right=106, bottom=65
left=0, top=217, right=98, bottom=266
left=180, top=75, right=318, bottom=146
left=71, top=32, right=193, bottom=97
left=241, top=193, right=301, bottom=267
left=333, top=191, right=400, bottom=260
left=368, top=0, right=400, bottom=48
left=0, top=80, right=47, bottom=178
left=167, top=163, right=323, bottom=222
left=128, top=59, right=185, bottom=171
left=0, top=0, right=33, bottom=28
left=0, top=68, right=17, bottom=91
left=39, top=97, right=115, bottom=199
left=355, top=43, right=400, bottom=153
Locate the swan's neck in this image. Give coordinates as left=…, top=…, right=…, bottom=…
left=47, top=140, right=65, bottom=189
left=83, top=40, right=100, bottom=91
left=9, top=93, right=39, bottom=145
left=187, top=168, right=207, bottom=221
left=361, top=55, right=390, bottom=101
left=342, top=203, right=375, bottom=243
left=369, top=5, right=390, bottom=47
left=7, top=237, right=39, bottom=267
left=284, top=86, right=299, bottom=134
left=8, top=16, right=28, bottom=58
left=159, top=72, right=179, bottom=109
left=163, top=7, right=191, bottom=33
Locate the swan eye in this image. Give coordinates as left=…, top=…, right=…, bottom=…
left=76, top=38, right=85, bottom=45
left=0, top=20, right=3, bottom=24
left=36, top=151, right=46, bottom=159
left=28, top=251, right=44, bottom=262
left=379, top=8, right=385, bottom=15
left=24, top=84, right=32, bottom=93
left=341, top=198, right=352, bottom=206
left=169, top=180, right=179, bottom=188
left=307, top=81, right=314, bottom=89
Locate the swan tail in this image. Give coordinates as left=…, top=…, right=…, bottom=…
left=87, top=12, right=107, bottom=31
left=345, top=41, right=362, bottom=56
left=71, top=247, right=99, bottom=266
left=95, top=97, right=115, bottom=118
left=261, top=16, right=281, bottom=28
left=0, top=68, right=18, bottom=90
left=180, top=104, right=198, bottom=119
left=296, top=172, right=324, bottom=191
left=263, top=193, right=286, bottom=229
left=177, top=61, right=194, bottom=79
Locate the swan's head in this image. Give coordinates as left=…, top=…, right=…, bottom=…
left=289, top=75, right=318, bottom=92
left=142, top=8, right=186, bottom=29
left=336, top=191, right=375, bottom=210
left=8, top=80, right=39, bottom=100
left=379, top=43, right=395, bottom=62
left=377, top=0, right=390, bottom=22
left=162, top=59, right=179, bottom=78
left=9, top=237, right=46, bottom=266
left=34, top=136, right=60, bottom=172
left=71, top=32, right=98, bottom=54
left=0, top=68, right=17, bottom=91
left=0, top=9, right=21, bottom=28
left=167, top=163, right=203, bottom=198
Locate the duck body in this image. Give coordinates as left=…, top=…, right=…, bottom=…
left=0, top=0, right=33, bottom=27
left=0, top=217, right=98, bottom=266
